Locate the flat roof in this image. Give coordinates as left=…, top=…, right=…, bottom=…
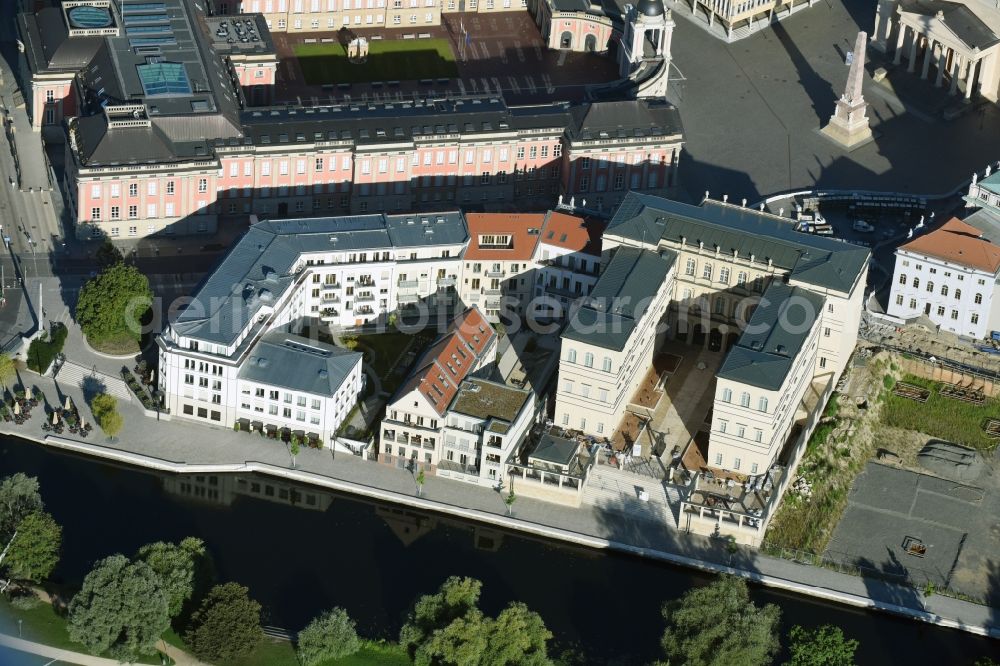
left=448, top=378, right=532, bottom=424
left=530, top=433, right=579, bottom=466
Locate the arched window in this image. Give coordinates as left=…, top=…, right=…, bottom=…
left=738, top=272, right=748, bottom=286
left=740, top=392, right=750, bottom=408
left=567, top=349, right=576, bottom=363
left=685, top=258, right=696, bottom=276
left=722, top=388, right=732, bottom=403
left=976, top=293, right=983, bottom=304
left=913, top=277, right=920, bottom=289
left=584, top=352, right=594, bottom=368
left=955, top=289, right=962, bottom=300
left=758, top=396, right=768, bottom=412
left=898, top=273, right=907, bottom=285
left=602, top=357, right=612, bottom=372
left=941, top=285, right=948, bottom=296
left=926, top=281, right=934, bottom=293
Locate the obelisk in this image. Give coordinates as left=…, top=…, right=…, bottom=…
left=822, top=31, right=874, bottom=148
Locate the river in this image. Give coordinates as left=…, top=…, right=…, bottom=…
left=0, top=435, right=995, bottom=664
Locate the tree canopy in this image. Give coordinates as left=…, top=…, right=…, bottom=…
left=4, top=510, right=61, bottom=583
left=786, top=625, right=858, bottom=666
left=297, top=607, right=361, bottom=665
left=401, top=577, right=553, bottom=666
left=185, top=582, right=263, bottom=662
left=660, top=575, right=781, bottom=666
left=91, top=393, right=123, bottom=438
left=0, top=473, right=43, bottom=543
left=76, top=262, right=152, bottom=347
left=68, top=554, right=170, bottom=660
left=0, top=353, right=15, bottom=391
left=135, top=537, right=207, bottom=619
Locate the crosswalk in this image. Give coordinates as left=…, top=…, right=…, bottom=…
left=54, top=361, right=133, bottom=402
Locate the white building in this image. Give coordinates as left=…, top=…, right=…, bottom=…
left=532, top=210, right=604, bottom=317
left=157, top=211, right=468, bottom=441
left=887, top=216, right=1000, bottom=339
left=555, top=245, right=676, bottom=438
left=380, top=307, right=499, bottom=470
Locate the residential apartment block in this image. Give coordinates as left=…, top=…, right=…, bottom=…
left=19, top=0, right=685, bottom=241
left=556, top=246, right=675, bottom=438
left=886, top=216, right=1000, bottom=339
left=564, top=192, right=869, bottom=477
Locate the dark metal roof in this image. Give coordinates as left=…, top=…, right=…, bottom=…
left=562, top=246, right=676, bottom=351
left=568, top=99, right=682, bottom=142
left=530, top=433, right=580, bottom=466
left=717, top=282, right=824, bottom=390
left=637, top=0, right=665, bottom=16
left=607, top=193, right=869, bottom=293
left=238, top=331, right=362, bottom=397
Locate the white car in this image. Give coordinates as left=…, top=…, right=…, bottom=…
left=853, top=220, right=874, bottom=233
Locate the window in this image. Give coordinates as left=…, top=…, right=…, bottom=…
left=561, top=413, right=569, bottom=425
left=909, top=299, right=917, bottom=309
left=972, top=313, right=980, bottom=324
left=685, top=258, right=695, bottom=276
left=895, top=294, right=904, bottom=306
left=819, top=357, right=827, bottom=369
left=166, top=181, right=175, bottom=194
left=734, top=458, right=741, bottom=470
left=754, top=430, right=763, bottom=443
left=927, top=281, right=934, bottom=293
left=110, top=206, right=120, bottom=220
left=91, top=207, right=101, bottom=220
left=951, top=309, right=959, bottom=320
left=128, top=205, right=137, bottom=219
left=719, top=267, right=730, bottom=284
left=898, top=273, right=907, bottom=285
left=740, top=392, right=750, bottom=408
left=941, top=285, right=948, bottom=296
left=937, top=306, right=945, bottom=316
left=715, top=453, right=723, bottom=466
left=567, top=349, right=576, bottom=363
left=913, top=277, right=919, bottom=289
left=955, top=289, right=962, bottom=300
left=602, top=357, right=612, bottom=372
left=702, top=264, right=713, bottom=280
left=718, top=420, right=727, bottom=433
left=584, top=352, right=593, bottom=368
left=824, top=327, right=831, bottom=337
left=758, top=397, right=768, bottom=412
left=198, top=179, right=207, bottom=193
left=128, top=183, right=138, bottom=197
left=721, top=388, right=732, bottom=403
left=737, top=272, right=748, bottom=286
left=975, top=293, right=983, bottom=304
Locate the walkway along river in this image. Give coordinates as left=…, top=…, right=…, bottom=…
left=0, top=435, right=995, bottom=664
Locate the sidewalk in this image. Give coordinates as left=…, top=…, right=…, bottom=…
left=2, top=353, right=997, bottom=639
left=0, top=632, right=142, bottom=666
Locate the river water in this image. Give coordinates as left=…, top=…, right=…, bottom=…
left=0, top=436, right=995, bottom=664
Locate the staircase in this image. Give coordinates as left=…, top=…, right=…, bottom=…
left=53, top=361, right=133, bottom=402
left=583, top=463, right=682, bottom=528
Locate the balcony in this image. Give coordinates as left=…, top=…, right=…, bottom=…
left=482, top=288, right=502, bottom=296
left=357, top=278, right=375, bottom=287
left=322, top=282, right=341, bottom=290
left=355, top=306, right=375, bottom=315
left=437, top=276, right=456, bottom=287
left=397, top=279, right=420, bottom=290
left=320, top=308, right=340, bottom=319
left=398, top=293, right=420, bottom=304
left=484, top=297, right=502, bottom=309
left=355, top=292, right=376, bottom=303
left=486, top=269, right=505, bottom=278
left=321, top=293, right=340, bottom=303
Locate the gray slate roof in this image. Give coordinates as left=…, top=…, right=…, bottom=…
left=568, top=99, right=683, bottom=142
left=530, top=433, right=579, bottom=466
left=172, top=211, right=467, bottom=346
left=238, top=331, right=361, bottom=397
left=898, top=0, right=1000, bottom=50
left=562, top=246, right=676, bottom=351
left=607, top=193, right=869, bottom=293
left=716, top=282, right=824, bottom=390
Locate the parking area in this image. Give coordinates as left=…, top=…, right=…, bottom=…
left=271, top=11, right=619, bottom=104
left=824, top=461, right=1000, bottom=602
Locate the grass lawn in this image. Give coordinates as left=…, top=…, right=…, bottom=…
left=87, top=331, right=141, bottom=356
left=882, top=374, right=1000, bottom=450
left=356, top=331, right=414, bottom=378
left=294, top=39, right=457, bottom=85
left=0, top=597, right=164, bottom=664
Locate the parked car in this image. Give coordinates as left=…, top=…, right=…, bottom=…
left=853, top=220, right=875, bottom=233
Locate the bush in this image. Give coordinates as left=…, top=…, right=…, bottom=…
left=10, top=592, right=41, bottom=610
left=297, top=607, right=361, bottom=665
left=883, top=374, right=895, bottom=390
left=26, top=324, right=68, bottom=374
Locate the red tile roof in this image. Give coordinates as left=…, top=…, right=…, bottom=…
left=396, top=306, right=497, bottom=416
left=539, top=211, right=604, bottom=257
left=900, top=217, right=1000, bottom=274
left=462, top=213, right=545, bottom=261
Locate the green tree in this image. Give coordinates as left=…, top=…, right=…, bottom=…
left=76, top=262, right=152, bottom=347
left=290, top=436, right=301, bottom=468
left=660, top=576, right=780, bottom=666
left=297, top=607, right=361, bottom=665
left=95, top=239, right=124, bottom=269
left=400, top=576, right=482, bottom=659
left=416, top=468, right=425, bottom=496
left=786, top=625, right=858, bottom=666
left=68, top=554, right=169, bottom=660
left=185, top=582, right=263, bottom=662
left=481, top=602, right=552, bottom=666
left=4, top=511, right=61, bottom=583
left=91, top=393, right=123, bottom=439
left=416, top=610, right=489, bottom=666
left=0, top=473, right=43, bottom=542
left=0, top=353, right=15, bottom=392
left=135, top=537, right=207, bottom=619
left=91, top=393, right=117, bottom=421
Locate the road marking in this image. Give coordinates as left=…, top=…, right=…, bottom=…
left=557, top=51, right=567, bottom=67
left=496, top=40, right=507, bottom=64
left=457, top=79, right=466, bottom=94
left=480, top=77, right=490, bottom=92
left=491, top=77, right=503, bottom=93
left=524, top=75, right=537, bottom=93
left=507, top=75, right=521, bottom=93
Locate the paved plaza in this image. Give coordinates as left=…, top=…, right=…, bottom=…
left=825, top=461, right=1000, bottom=604
left=669, top=0, right=1000, bottom=201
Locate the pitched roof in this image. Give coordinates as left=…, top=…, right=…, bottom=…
left=539, top=211, right=603, bottom=257
left=899, top=217, right=1000, bottom=274
left=394, top=307, right=497, bottom=416
left=562, top=246, right=676, bottom=351
left=462, top=213, right=545, bottom=261
left=717, top=282, right=824, bottom=390
left=897, top=0, right=1000, bottom=50
left=238, top=331, right=362, bottom=397
left=530, top=433, right=579, bottom=466
left=607, top=192, right=870, bottom=293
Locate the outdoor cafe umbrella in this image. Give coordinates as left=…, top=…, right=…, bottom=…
left=64, top=396, right=73, bottom=411
left=51, top=410, right=59, bottom=425
left=12, top=401, right=20, bottom=416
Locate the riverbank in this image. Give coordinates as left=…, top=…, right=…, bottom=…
left=0, top=373, right=995, bottom=646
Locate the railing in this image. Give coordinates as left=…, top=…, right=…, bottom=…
left=397, top=280, right=419, bottom=289
left=437, top=276, right=456, bottom=286
left=322, top=282, right=341, bottom=290
left=355, top=293, right=376, bottom=302
left=482, top=288, right=502, bottom=296
left=486, top=270, right=505, bottom=278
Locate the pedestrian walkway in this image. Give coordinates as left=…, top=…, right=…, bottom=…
left=0, top=632, right=136, bottom=666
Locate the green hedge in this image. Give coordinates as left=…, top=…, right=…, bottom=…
left=27, top=324, right=68, bottom=374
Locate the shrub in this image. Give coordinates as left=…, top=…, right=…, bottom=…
left=185, top=582, right=263, bottom=662
left=26, top=324, right=68, bottom=374
left=10, top=592, right=41, bottom=610
left=883, top=374, right=895, bottom=390
left=297, top=607, right=361, bottom=665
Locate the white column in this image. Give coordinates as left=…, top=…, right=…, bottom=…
left=935, top=45, right=947, bottom=87
left=949, top=54, right=962, bottom=95
left=966, top=58, right=978, bottom=100
left=908, top=32, right=919, bottom=72
left=893, top=22, right=906, bottom=65
left=921, top=38, right=935, bottom=79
